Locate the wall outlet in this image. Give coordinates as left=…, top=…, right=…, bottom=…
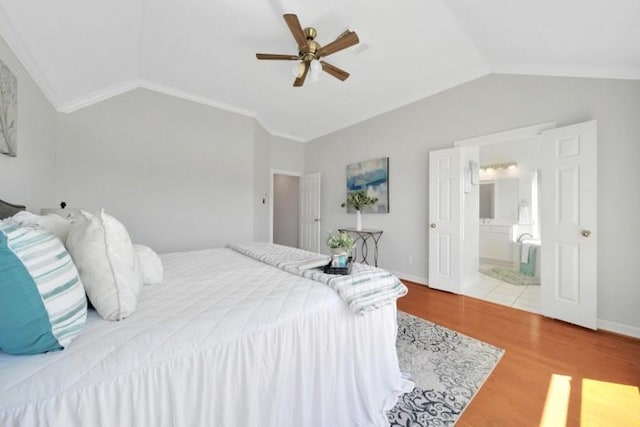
left=407, top=256, right=413, bottom=264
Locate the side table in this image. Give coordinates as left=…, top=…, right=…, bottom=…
left=338, top=228, right=383, bottom=267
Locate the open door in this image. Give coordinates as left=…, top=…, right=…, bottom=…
left=428, top=147, right=463, bottom=293
left=299, top=172, right=321, bottom=253
left=540, top=120, right=597, bottom=329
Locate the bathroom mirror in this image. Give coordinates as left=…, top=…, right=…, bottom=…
left=479, top=183, right=495, bottom=219
left=480, top=179, right=519, bottom=221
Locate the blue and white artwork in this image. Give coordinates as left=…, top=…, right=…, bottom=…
left=346, top=157, right=389, bottom=213
left=0, top=58, right=17, bottom=157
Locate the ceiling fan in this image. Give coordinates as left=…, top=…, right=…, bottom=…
left=256, top=14, right=360, bottom=87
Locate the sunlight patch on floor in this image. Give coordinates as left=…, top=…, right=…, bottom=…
left=539, top=374, right=571, bottom=427
left=581, top=378, right=640, bottom=426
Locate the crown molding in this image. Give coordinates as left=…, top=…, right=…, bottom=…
left=493, top=64, right=640, bottom=81
left=50, top=67, right=492, bottom=145
left=269, top=130, right=306, bottom=143
left=56, top=78, right=308, bottom=143
left=141, top=83, right=303, bottom=142
left=0, top=3, right=61, bottom=108
left=58, top=80, right=141, bottom=113
left=138, top=81, right=258, bottom=118
left=58, top=79, right=260, bottom=119
left=255, top=116, right=306, bottom=143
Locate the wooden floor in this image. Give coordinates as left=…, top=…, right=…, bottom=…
left=397, top=281, right=640, bottom=427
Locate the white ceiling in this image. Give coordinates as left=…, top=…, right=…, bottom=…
left=0, top=0, right=638, bottom=141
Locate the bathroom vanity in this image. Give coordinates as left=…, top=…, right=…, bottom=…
left=479, top=223, right=513, bottom=264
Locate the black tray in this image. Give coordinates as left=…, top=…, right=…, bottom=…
left=323, top=261, right=353, bottom=275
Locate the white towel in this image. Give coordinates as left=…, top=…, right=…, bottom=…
left=521, top=243, right=531, bottom=263
left=295, top=257, right=332, bottom=270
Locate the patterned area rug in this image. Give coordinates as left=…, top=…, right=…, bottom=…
left=480, top=264, right=540, bottom=286
left=388, top=311, right=504, bottom=426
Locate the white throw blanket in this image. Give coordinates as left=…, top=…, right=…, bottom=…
left=227, top=242, right=408, bottom=315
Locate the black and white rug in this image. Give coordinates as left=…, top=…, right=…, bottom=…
left=388, top=311, right=504, bottom=426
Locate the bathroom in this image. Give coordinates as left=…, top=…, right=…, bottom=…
left=465, top=137, right=542, bottom=313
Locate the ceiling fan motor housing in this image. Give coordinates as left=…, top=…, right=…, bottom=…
left=304, top=27, right=317, bottom=40
left=301, top=27, right=320, bottom=61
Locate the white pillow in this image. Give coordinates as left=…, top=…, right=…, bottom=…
left=134, top=244, right=164, bottom=285
left=10, top=211, right=72, bottom=243
left=66, top=209, right=142, bottom=321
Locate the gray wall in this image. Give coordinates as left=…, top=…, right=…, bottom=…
left=273, top=174, right=300, bottom=248
left=270, top=135, right=305, bottom=173
left=0, top=36, right=57, bottom=211
left=305, top=74, right=640, bottom=331
left=55, top=88, right=256, bottom=252
left=253, top=123, right=271, bottom=242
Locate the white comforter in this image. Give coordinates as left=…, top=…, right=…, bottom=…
left=0, top=248, right=412, bottom=427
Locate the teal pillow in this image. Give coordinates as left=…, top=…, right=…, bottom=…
left=0, top=221, right=87, bottom=355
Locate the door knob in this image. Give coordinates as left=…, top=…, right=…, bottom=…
left=314, top=218, right=320, bottom=222
left=430, top=223, right=437, bottom=229
left=581, top=229, right=592, bottom=237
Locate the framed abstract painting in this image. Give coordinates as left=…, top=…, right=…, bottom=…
left=0, top=58, right=17, bottom=157
left=346, top=157, right=389, bottom=213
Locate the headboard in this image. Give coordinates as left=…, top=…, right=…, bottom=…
left=0, top=199, right=25, bottom=219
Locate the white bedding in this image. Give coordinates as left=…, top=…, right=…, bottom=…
left=0, top=248, right=412, bottom=427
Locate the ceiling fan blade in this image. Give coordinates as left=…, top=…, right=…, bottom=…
left=293, top=62, right=309, bottom=87
left=283, top=14, right=307, bottom=51
left=256, top=53, right=299, bottom=60
left=318, top=31, right=359, bottom=57
left=320, top=61, right=350, bottom=81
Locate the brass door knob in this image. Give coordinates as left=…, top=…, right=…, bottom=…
left=430, top=223, right=437, bottom=229
left=581, top=230, right=592, bottom=237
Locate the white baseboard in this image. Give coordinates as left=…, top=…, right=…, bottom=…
left=389, top=270, right=428, bottom=286
left=597, top=319, right=640, bottom=339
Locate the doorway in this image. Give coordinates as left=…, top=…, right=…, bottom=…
left=272, top=173, right=300, bottom=248
left=466, top=136, right=542, bottom=314
left=428, top=121, right=598, bottom=329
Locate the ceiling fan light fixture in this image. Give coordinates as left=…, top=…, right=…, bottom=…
left=309, top=59, right=322, bottom=82
left=310, top=59, right=322, bottom=73
left=292, top=61, right=306, bottom=78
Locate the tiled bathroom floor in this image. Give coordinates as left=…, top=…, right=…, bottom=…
left=464, top=273, right=541, bottom=314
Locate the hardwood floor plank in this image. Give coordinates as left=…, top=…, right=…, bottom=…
left=397, top=281, right=640, bottom=426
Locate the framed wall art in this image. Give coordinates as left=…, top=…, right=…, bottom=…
left=345, top=157, right=389, bottom=213
left=0, top=58, right=17, bottom=157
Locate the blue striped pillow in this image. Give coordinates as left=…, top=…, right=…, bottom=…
left=0, top=221, right=87, bottom=355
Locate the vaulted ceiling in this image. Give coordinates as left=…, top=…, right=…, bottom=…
left=0, top=0, right=638, bottom=141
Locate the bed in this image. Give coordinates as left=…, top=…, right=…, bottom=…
left=0, top=199, right=412, bottom=427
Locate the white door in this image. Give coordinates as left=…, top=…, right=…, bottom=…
left=428, top=147, right=463, bottom=293
left=540, top=120, right=597, bottom=329
left=299, top=172, right=321, bottom=253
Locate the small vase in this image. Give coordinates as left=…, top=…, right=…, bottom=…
left=356, top=210, right=362, bottom=231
